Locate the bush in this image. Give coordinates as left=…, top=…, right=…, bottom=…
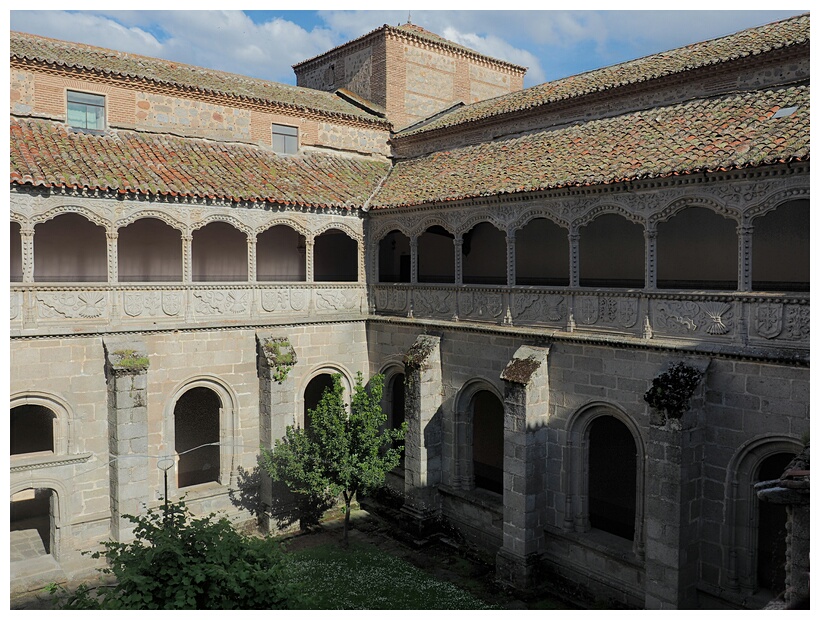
left=50, top=500, right=307, bottom=610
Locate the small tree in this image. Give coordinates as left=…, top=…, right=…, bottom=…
left=260, top=372, right=406, bottom=547
left=48, top=500, right=305, bottom=610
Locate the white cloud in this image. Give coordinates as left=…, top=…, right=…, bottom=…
left=441, top=28, right=545, bottom=84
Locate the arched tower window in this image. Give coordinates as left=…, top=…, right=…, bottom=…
left=755, top=452, right=794, bottom=595
left=11, top=404, right=56, bottom=456
left=303, top=373, right=336, bottom=431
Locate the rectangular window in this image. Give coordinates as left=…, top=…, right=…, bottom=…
left=272, top=123, right=299, bottom=155
left=67, top=90, right=105, bottom=130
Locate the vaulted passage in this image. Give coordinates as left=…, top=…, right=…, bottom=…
left=175, top=387, right=220, bottom=488
left=314, top=229, right=357, bottom=281
left=118, top=218, right=182, bottom=282
left=472, top=390, right=504, bottom=494
left=378, top=230, right=411, bottom=283
left=257, top=225, right=306, bottom=282
left=192, top=222, right=248, bottom=282
left=34, top=214, right=107, bottom=282
left=588, top=415, right=636, bottom=540
left=418, top=226, right=455, bottom=283
left=11, top=404, right=55, bottom=455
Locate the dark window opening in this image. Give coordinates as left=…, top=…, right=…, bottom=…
left=472, top=390, right=503, bottom=494
left=175, top=387, right=220, bottom=488
left=418, top=226, right=455, bottom=283
left=11, top=405, right=55, bottom=455
left=10, top=221, right=22, bottom=282
left=388, top=373, right=406, bottom=467
left=515, top=218, right=569, bottom=286
left=462, top=223, right=506, bottom=285
left=756, top=452, right=795, bottom=595
left=118, top=218, right=183, bottom=282
left=314, top=230, right=357, bottom=282
left=304, top=374, right=335, bottom=431
left=588, top=416, right=636, bottom=540
left=752, top=200, right=809, bottom=292
left=378, top=231, right=411, bottom=283
left=579, top=214, right=644, bottom=289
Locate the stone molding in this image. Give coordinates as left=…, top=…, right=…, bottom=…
left=10, top=452, right=93, bottom=473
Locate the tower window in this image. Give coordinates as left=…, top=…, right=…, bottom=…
left=67, top=90, right=105, bottom=131
left=272, top=123, right=299, bottom=155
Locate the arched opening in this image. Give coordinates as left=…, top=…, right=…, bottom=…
left=10, top=488, right=55, bottom=559
left=11, top=404, right=55, bottom=456
left=579, top=214, right=644, bottom=288
left=192, top=222, right=248, bottom=282
left=10, top=222, right=22, bottom=282
left=588, top=415, right=637, bottom=540
left=303, top=373, right=335, bottom=430
left=515, top=218, right=569, bottom=286
left=658, top=207, right=737, bottom=290
left=755, top=452, right=794, bottom=596
left=257, top=225, right=306, bottom=282
left=118, top=218, right=182, bottom=282
left=34, top=213, right=107, bottom=282
left=378, top=230, right=411, bottom=283
left=314, top=229, right=358, bottom=282
left=174, top=387, right=221, bottom=488
left=418, top=225, right=455, bottom=283
left=462, top=222, right=506, bottom=285
left=752, top=200, right=809, bottom=292
left=472, top=390, right=504, bottom=494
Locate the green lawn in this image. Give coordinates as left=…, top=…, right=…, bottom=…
left=285, top=541, right=495, bottom=609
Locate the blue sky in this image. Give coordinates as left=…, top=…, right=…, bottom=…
left=9, top=7, right=805, bottom=88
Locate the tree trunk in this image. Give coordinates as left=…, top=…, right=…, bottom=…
left=342, top=491, right=351, bottom=548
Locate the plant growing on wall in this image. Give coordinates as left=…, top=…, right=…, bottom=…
left=644, top=362, right=703, bottom=420
left=260, top=373, right=406, bottom=548
left=261, top=337, right=297, bottom=383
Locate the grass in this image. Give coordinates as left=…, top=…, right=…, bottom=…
left=285, top=540, right=496, bottom=609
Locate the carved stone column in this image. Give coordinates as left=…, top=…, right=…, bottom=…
left=357, top=239, right=365, bottom=284
left=496, top=345, right=551, bottom=590
left=506, top=230, right=516, bottom=286
left=409, top=237, right=418, bottom=284
left=402, top=335, right=443, bottom=534
left=104, top=338, right=150, bottom=543
left=247, top=235, right=257, bottom=283
left=738, top=223, right=753, bottom=292
left=568, top=227, right=580, bottom=288
left=182, top=234, right=193, bottom=283
left=20, top=227, right=34, bottom=283
left=454, top=236, right=463, bottom=285
left=645, top=225, right=657, bottom=290
left=305, top=239, right=314, bottom=283
left=107, top=231, right=119, bottom=283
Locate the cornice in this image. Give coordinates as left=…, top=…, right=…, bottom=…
left=11, top=452, right=94, bottom=473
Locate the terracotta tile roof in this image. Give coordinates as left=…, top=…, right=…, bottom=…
left=10, top=118, right=390, bottom=209
left=294, top=23, right=526, bottom=73
left=10, top=31, right=389, bottom=126
left=371, top=84, right=809, bottom=209
left=396, top=13, right=809, bottom=138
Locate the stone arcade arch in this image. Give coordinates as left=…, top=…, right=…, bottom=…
left=462, top=222, right=506, bottom=285
left=751, top=199, right=809, bottom=292
left=579, top=213, right=644, bottom=288
left=192, top=221, right=248, bottom=282
left=165, top=376, right=237, bottom=493
left=657, top=206, right=737, bottom=290
left=724, top=436, right=801, bottom=596
left=300, top=366, right=354, bottom=430
left=454, top=380, right=504, bottom=493
left=565, top=403, right=646, bottom=556
left=378, top=230, right=411, bottom=283
left=417, top=225, right=455, bottom=283
left=515, top=217, right=569, bottom=286
left=314, top=228, right=358, bottom=282
left=256, top=224, right=306, bottom=282
left=10, top=393, right=73, bottom=456
left=381, top=364, right=406, bottom=469
left=118, top=217, right=183, bottom=282
left=34, top=213, right=107, bottom=282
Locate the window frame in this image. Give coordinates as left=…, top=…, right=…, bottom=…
left=66, top=89, right=106, bottom=132
left=272, top=123, right=299, bottom=155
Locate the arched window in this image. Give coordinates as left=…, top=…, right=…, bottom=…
left=579, top=214, right=644, bottom=288
left=462, top=222, right=506, bottom=285
left=752, top=200, right=809, bottom=292
left=471, top=390, right=504, bottom=494
left=385, top=372, right=406, bottom=467
left=588, top=415, right=637, bottom=540
left=118, top=218, right=182, bottom=282
left=10, top=222, right=22, bottom=282
left=11, top=405, right=55, bottom=456
left=417, top=226, right=455, bottom=283
left=515, top=218, right=569, bottom=286
left=314, top=229, right=357, bottom=282
left=174, top=387, right=221, bottom=488
left=192, top=222, right=248, bottom=282
left=755, top=452, right=794, bottom=595
left=257, top=225, right=306, bottom=282
left=10, top=488, right=56, bottom=558
left=303, top=373, right=335, bottom=431
left=657, top=207, right=736, bottom=290
left=34, top=213, right=107, bottom=282
left=378, top=230, right=411, bottom=283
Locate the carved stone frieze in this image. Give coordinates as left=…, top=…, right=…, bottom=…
left=260, top=288, right=308, bottom=313
left=654, top=299, right=735, bottom=337
left=574, top=295, right=639, bottom=328
left=374, top=287, right=408, bottom=314
left=511, top=292, right=566, bottom=324
left=413, top=289, right=454, bottom=317
left=458, top=290, right=504, bottom=321
left=36, top=290, right=107, bottom=319
left=193, top=289, right=249, bottom=315
left=10, top=291, right=21, bottom=321
left=121, top=290, right=183, bottom=317
left=314, top=288, right=361, bottom=312
left=756, top=302, right=810, bottom=341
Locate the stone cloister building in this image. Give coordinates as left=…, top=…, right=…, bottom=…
left=9, top=15, right=809, bottom=609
